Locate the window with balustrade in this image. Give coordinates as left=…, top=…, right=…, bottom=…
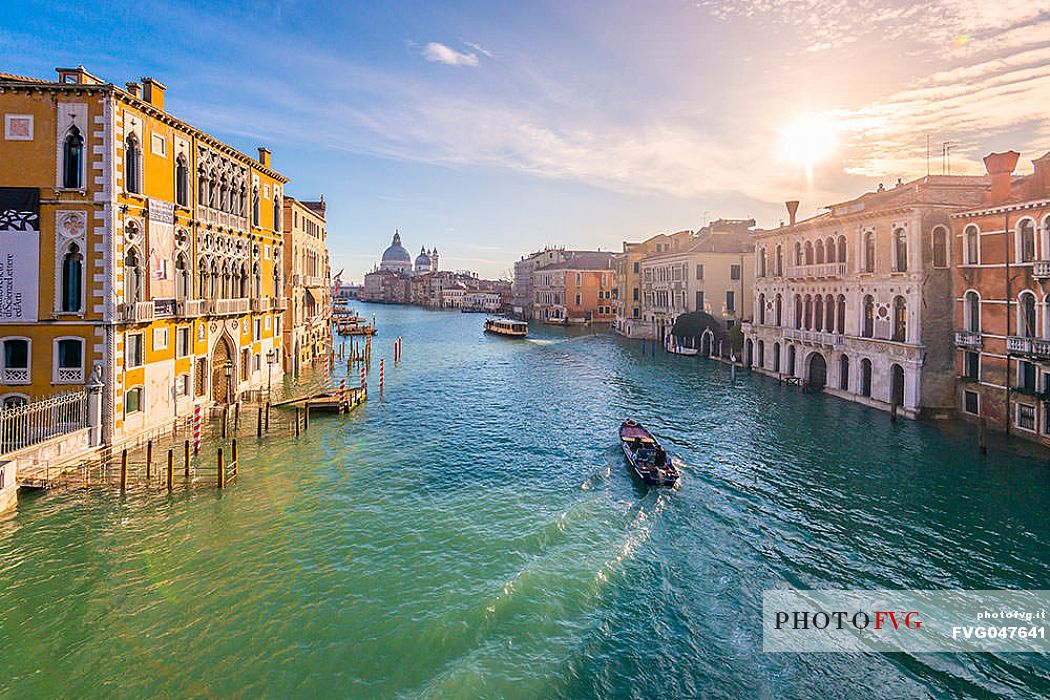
left=54, top=338, right=83, bottom=383
left=0, top=338, right=30, bottom=384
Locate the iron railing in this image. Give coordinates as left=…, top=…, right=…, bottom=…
left=0, top=390, right=88, bottom=456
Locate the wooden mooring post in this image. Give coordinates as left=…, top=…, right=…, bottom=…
left=184, top=440, right=191, bottom=479
left=265, top=402, right=271, bottom=432
left=232, top=439, right=239, bottom=478
left=167, top=449, right=174, bottom=491
left=222, top=406, right=229, bottom=439
left=295, top=407, right=301, bottom=437
left=146, top=440, right=153, bottom=481
left=120, top=449, right=128, bottom=491
left=217, top=447, right=225, bottom=489
left=234, top=402, right=240, bottom=431
left=257, top=406, right=263, bottom=438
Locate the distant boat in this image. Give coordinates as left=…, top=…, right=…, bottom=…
left=543, top=317, right=568, bottom=326
left=619, top=420, right=680, bottom=486
left=484, top=318, right=528, bottom=338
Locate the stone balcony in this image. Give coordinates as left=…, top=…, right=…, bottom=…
left=1032, top=261, right=1050, bottom=279
left=954, top=330, right=983, bottom=349
left=120, top=301, right=155, bottom=323
left=205, top=298, right=250, bottom=316
left=785, top=262, right=848, bottom=279
left=275, top=297, right=289, bottom=310
left=1007, top=336, right=1050, bottom=358
left=178, top=299, right=206, bottom=317
left=251, top=296, right=272, bottom=313
left=304, top=276, right=325, bottom=288
left=197, top=205, right=248, bottom=232
left=783, top=327, right=845, bottom=348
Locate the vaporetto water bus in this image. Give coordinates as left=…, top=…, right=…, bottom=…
left=483, top=318, right=528, bottom=338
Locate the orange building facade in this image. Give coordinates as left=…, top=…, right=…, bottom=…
left=951, top=150, right=1050, bottom=443
left=0, top=66, right=290, bottom=445
left=532, top=252, right=615, bottom=324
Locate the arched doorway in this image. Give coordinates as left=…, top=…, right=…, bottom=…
left=211, top=334, right=235, bottom=404
left=891, top=363, right=905, bottom=407
left=700, top=330, right=713, bottom=357
left=838, top=355, right=849, bottom=390
left=293, top=339, right=301, bottom=378
left=807, top=353, right=827, bottom=390
left=786, top=345, right=796, bottom=376
left=744, top=338, right=753, bottom=367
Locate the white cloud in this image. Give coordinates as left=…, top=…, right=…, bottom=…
left=464, top=41, right=493, bottom=58
left=421, top=42, right=479, bottom=67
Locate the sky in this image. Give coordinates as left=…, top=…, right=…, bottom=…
left=3, top=0, right=1049, bottom=282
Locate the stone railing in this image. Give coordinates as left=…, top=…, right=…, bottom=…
left=121, top=301, right=155, bottom=323
left=198, top=205, right=248, bottom=232
left=785, top=262, right=848, bottom=279
left=1032, top=261, right=1050, bottom=279
left=304, top=276, right=325, bottom=288
left=56, top=366, right=84, bottom=384
left=1, top=367, right=29, bottom=384
left=251, top=296, right=272, bottom=313
left=783, top=327, right=844, bottom=347
left=954, top=330, right=983, bottom=349
left=275, top=297, right=289, bottom=310
left=178, top=299, right=206, bottom=317
left=1007, top=336, right=1050, bottom=358
left=205, top=298, right=250, bottom=316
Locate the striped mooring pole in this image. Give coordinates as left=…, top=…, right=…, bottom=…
left=379, top=358, right=384, bottom=393
left=323, top=354, right=330, bottom=386
left=360, top=365, right=366, bottom=390
left=192, top=404, right=202, bottom=455
left=339, top=378, right=346, bottom=415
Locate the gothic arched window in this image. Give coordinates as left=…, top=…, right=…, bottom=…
left=125, top=134, right=141, bottom=194
left=63, top=126, right=84, bottom=189
left=175, top=155, right=189, bottom=207
left=61, top=243, right=83, bottom=312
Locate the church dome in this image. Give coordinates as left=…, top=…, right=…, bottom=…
left=382, top=232, right=411, bottom=263
left=415, top=246, right=431, bottom=267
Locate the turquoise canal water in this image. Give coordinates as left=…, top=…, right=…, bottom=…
left=1, top=302, right=1049, bottom=698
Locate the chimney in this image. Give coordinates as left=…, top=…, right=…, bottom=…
left=1030, top=153, right=1050, bottom=200
left=785, top=200, right=799, bottom=226
left=983, top=150, right=1020, bottom=205
left=125, top=81, right=141, bottom=98
left=141, top=77, right=166, bottom=109
left=258, top=147, right=271, bottom=169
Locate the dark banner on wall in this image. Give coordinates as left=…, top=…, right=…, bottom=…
left=0, top=187, right=40, bottom=321
left=0, top=187, right=39, bottom=231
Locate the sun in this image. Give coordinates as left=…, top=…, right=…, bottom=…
left=781, top=113, right=839, bottom=181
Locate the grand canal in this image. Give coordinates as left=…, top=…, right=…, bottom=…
left=1, top=302, right=1048, bottom=698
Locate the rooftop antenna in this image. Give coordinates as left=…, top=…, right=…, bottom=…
left=941, top=141, right=953, bottom=175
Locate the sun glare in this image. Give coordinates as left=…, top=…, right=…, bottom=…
left=781, top=113, right=839, bottom=181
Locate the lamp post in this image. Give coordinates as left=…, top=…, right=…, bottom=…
left=266, top=348, right=277, bottom=401
left=223, top=359, right=234, bottom=404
